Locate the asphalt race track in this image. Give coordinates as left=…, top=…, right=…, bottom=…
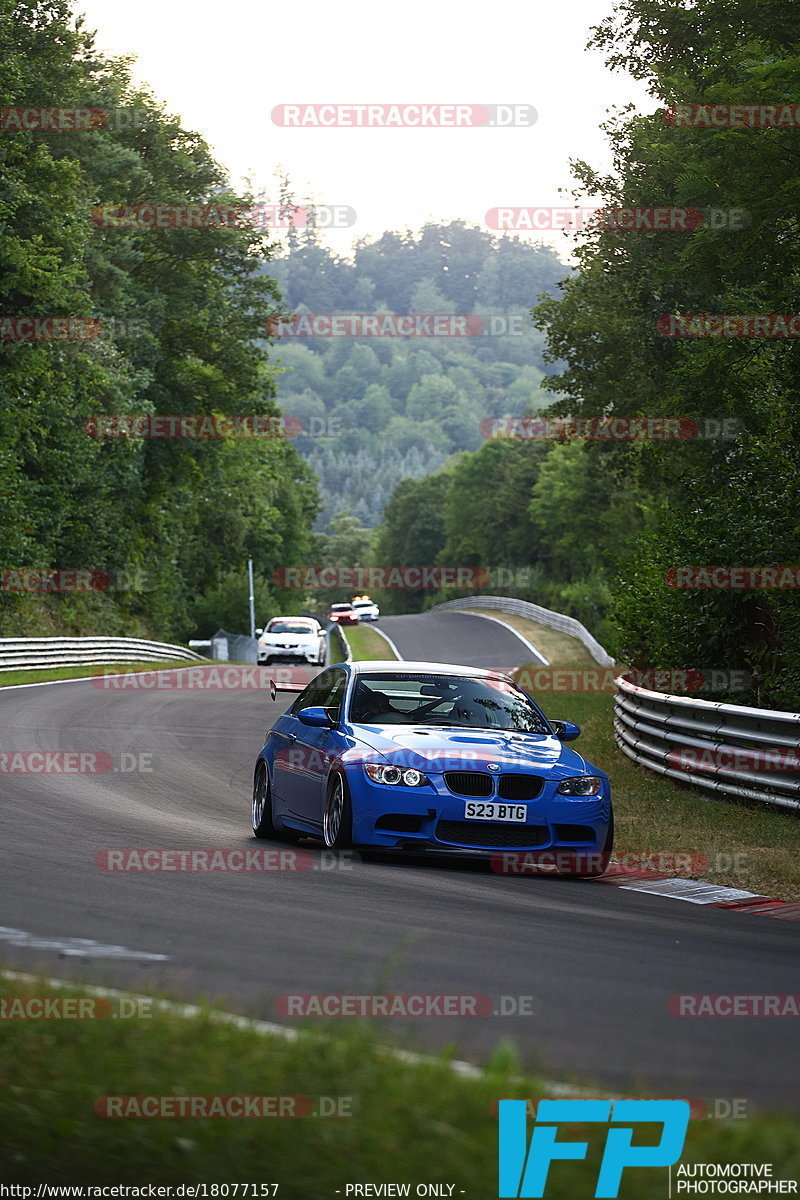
left=376, top=610, right=537, bottom=671
left=1, top=610, right=798, bottom=1108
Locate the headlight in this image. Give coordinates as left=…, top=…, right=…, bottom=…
left=365, top=763, right=430, bottom=787
left=556, top=776, right=602, bottom=796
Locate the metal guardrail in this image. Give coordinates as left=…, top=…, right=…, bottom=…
left=327, top=622, right=351, bottom=665
left=431, top=597, right=799, bottom=810
left=0, top=636, right=204, bottom=674
left=430, top=595, right=615, bottom=667
left=614, top=674, right=800, bottom=812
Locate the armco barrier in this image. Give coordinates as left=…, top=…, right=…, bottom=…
left=614, top=674, right=800, bottom=811
left=0, top=636, right=204, bottom=674
left=430, top=595, right=615, bottom=667
left=327, top=622, right=351, bottom=665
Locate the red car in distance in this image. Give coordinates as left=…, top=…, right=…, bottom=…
left=328, top=602, right=360, bottom=626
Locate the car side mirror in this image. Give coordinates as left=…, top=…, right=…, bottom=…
left=551, top=719, right=581, bottom=741
left=297, top=705, right=331, bottom=727
left=255, top=627, right=263, bottom=636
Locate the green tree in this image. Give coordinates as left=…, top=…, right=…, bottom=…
left=533, top=0, right=800, bottom=700
left=0, top=0, right=319, bottom=640
left=372, top=473, right=452, bottom=613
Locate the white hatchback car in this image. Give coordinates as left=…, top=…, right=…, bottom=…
left=351, top=597, right=380, bottom=622
left=257, top=617, right=326, bottom=666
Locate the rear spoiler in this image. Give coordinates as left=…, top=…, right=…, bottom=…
left=269, top=678, right=306, bottom=701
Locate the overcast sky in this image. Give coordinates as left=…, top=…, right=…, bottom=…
left=75, top=0, right=652, bottom=260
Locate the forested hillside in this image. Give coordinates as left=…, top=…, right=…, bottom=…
left=371, top=0, right=800, bottom=708
left=7, top=0, right=799, bottom=709
left=266, top=224, right=566, bottom=527
left=0, top=0, right=317, bottom=640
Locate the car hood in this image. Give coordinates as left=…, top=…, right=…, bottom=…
left=346, top=725, right=591, bottom=777
left=262, top=632, right=315, bottom=644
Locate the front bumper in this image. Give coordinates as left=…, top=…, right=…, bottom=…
left=257, top=647, right=320, bottom=663
left=348, top=770, right=611, bottom=853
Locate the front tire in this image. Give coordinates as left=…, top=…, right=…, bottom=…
left=323, top=772, right=354, bottom=850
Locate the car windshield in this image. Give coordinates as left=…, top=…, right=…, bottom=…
left=349, top=672, right=550, bottom=733
left=330, top=606, right=352, bottom=613
left=268, top=622, right=314, bottom=634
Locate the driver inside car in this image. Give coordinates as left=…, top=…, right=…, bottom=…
left=352, top=685, right=392, bottom=723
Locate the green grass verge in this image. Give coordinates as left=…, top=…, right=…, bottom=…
left=345, top=625, right=399, bottom=661
left=463, top=608, right=800, bottom=899
left=1, top=972, right=798, bottom=1189
left=0, top=661, right=206, bottom=687
left=525, top=685, right=800, bottom=900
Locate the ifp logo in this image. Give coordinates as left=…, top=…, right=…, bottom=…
left=498, top=1099, right=690, bottom=1197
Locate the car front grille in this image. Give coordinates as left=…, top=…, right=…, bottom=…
left=497, top=774, right=544, bottom=801
left=443, top=771, right=494, bottom=797
left=435, top=820, right=549, bottom=849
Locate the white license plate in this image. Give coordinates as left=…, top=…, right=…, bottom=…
left=464, top=801, right=527, bottom=823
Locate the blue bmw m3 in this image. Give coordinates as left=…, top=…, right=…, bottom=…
left=251, top=660, right=613, bottom=876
